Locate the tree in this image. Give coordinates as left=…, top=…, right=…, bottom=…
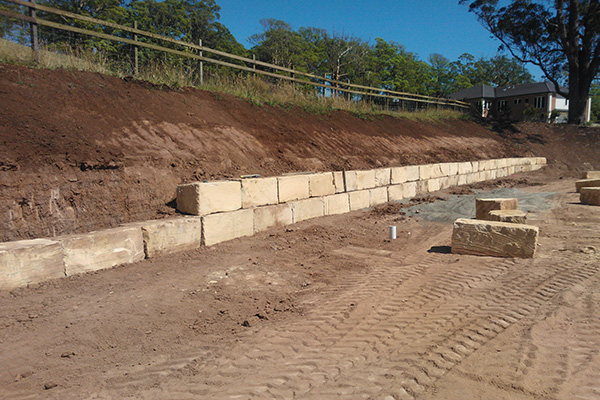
left=249, top=19, right=308, bottom=69
left=461, top=0, right=600, bottom=124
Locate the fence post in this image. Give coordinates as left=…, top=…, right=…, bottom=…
left=252, top=54, right=256, bottom=78
left=29, top=0, right=39, bottom=62
left=134, top=20, right=138, bottom=76
left=199, top=39, right=203, bottom=86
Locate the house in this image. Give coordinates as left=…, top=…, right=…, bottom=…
left=449, top=82, right=592, bottom=123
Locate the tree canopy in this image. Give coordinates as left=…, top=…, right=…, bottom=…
left=461, top=0, right=600, bottom=124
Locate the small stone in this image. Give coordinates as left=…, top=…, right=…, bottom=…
left=44, top=382, right=58, bottom=390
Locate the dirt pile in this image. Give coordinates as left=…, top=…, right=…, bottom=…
left=1, top=63, right=599, bottom=241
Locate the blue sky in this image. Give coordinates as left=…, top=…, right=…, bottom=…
left=216, top=0, right=543, bottom=80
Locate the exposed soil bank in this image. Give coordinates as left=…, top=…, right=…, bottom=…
left=1, top=63, right=599, bottom=241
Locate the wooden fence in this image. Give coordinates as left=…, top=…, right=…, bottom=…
left=1, top=0, right=469, bottom=111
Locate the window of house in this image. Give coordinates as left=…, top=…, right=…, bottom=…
left=498, top=100, right=507, bottom=111
left=514, top=99, right=522, bottom=104
left=525, top=98, right=529, bottom=103
left=534, top=96, right=546, bottom=108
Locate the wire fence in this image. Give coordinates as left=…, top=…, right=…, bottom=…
left=1, top=0, right=470, bottom=111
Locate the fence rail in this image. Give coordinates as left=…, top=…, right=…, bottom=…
left=1, top=0, right=470, bottom=110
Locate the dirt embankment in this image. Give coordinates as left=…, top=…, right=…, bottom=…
left=1, top=63, right=599, bottom=241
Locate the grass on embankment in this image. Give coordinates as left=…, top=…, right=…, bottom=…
left=0, top=38, right=467, bottom=122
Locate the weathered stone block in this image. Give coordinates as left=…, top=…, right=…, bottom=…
left=324, top=193, right=350, bottom=215
left=254, top=203, right=293, bottom=233
left=466, top=172, right=480, bottom=184
left=203, top=209, right=254, bottom=246
left=291, top=197, right=325, bottom=222
left=123, top=218, right=202, bottom=258
left=333, top=171, right=345, bottom=193
left=309, top=172, right=336, bottom=197
left=60, top=227, right=145, bottom=276
left=278, top=174, right=310, bottom=202
left=403, top=181, right=417, bottom=198
left=582, top=171, right=600, bottom=179
left=488, top=210, right=527, bottom=224
left=177, top=181, right=242, bottom=216
left=451, top=218, right=538, bottom=258
left=374, top=168, right=391, bottom=187
left=370, top=187, right=388, bottom=206
left=405, top=166, right=419, bottom=182
left=241, top=177, right=278, bottom=208
left=349, top=190, right=370, bottom=211
left=476, top=198, right=518, bottom=220
left=419, top=164, right=435, bottom=180
left=471, top=161, right=480, bottom=172
left=391, top=167, right=407, bottom=184
left=580, top=187, right=600, bottom=206
left=458, top=162, right=473, bottom=175
left=575, top=179, right=600, bottom=193
left=535, top=157, right=547, bottom=165
left=427, top=178, right=441, bottom=192
left=0, top=239, right=65, bottom=290
left=457, top=174, right=468, bottom=186
left=388, top=184, right=405, bottom=201
left=437, top=163, right=455, bottom=177
left=417, top=180, right=429, bottom=195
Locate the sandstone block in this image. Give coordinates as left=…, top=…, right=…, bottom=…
left=349, top=190, right=370, bottom=211
left=419, top=164, right=435, bottom=180
left=471, top=161, right=480, bottom=172
left=241, top=177, right=278, bottom=208
left=309, top=172, right=336, bottom=197
left=476, top=198, right=518, bottom=220
left=390, top=167, right=407, bottom=184
left=575, top=179, right=600, bottom=193
left=388, top=184, right=405, bottom=201
left=427, top=178, right=441, bottom=192
left=59, top=227, right=145, bottom=276
left=451, top=218, right=538, bottom=258
left=458, top=162, right=473, bottom=175
left=345, top=170, right=376, bottom=191
left=580, top=187, right=600, bottom=206
left=457, top=174, right=468, bottom=186
left=403, top=181, right=417, bottom=198
left=291, top=197, right=325, bottom=222
left=0, top=239, right=65, bottom=290
left=203, top=209, right=254, bottom=246
left=582, top=171, right=600, bottom=179
left=123, top=218, right=202, bottom=258
left=495, top=158, right=508, bottom=168
left=374, top=168, right=391, bottom=187
left=466, top=172, right=480, bottom=184
left=535, top=157, right=547, bottom=165
left=177, top=181, right=242, bottom=216
left=438, top=162, right=457, bottom=176
left=333, top=171, right=345, bottom=193
left=417, top=180, right=429, bottom=195
left=405, top=166, right=419, bottom=182
left=253, top=203, right=293, bottom=233
left=488, top=210, right=527, bottom=224
left=278, top=174, right=310, bottom=202
left=370, top=187, right=389, bottom=206
left=324, top=193, right=350, bottom=215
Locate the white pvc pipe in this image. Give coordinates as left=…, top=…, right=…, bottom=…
left=389, top=225, right=397, bottom=240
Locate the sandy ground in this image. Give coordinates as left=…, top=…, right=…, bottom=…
left=1, top=169, right=599, bottom=399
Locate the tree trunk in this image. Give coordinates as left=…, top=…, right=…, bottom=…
left=568, top=67, right=591, bottom=125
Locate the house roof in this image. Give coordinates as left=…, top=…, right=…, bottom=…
left=449, top=82, right=568, bottom=100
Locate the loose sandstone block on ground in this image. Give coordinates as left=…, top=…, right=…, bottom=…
left=123, top=217, right=202, bottom=258
left=374, top=168, right=391, bottom=187
left=488, top=210, right=527, bottom=224
left=177, top=181, right=242, bottom=216
left=0, top=239, right=65, bottom=290
left=241, top=177, right=278, bottom=208
left=476, top=198, right=518, bottom=220
left=324, top=193, right=350, bottom=215
left=253, top=203, right=293, bottom=233
left=278, top=174, right=310, bottom=202
left=582, top=171, right=600, bottom=179
left=292, top=197, right=325, bottom=222
left=349, top=190, right=370, bottom=211
left=345, top=170, right=376, bottom=191
left=333, top=171, right=345, bottom=193
left=370, top=187, right=388, bottom=206
left=451, top=218, right=538, bottom=258
left=309, top=172, right=336, bottom=197
left=388, top=184, right=405, bottom=201
left=203, top=209, right=254, bottom=246
left=575, top=179, right=600, bottom=193
left=580, top=187, right=600, bottom=206
left=59, top=227, right=145, bottom=276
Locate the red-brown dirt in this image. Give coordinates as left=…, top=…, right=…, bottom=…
left=2, top=63, right=600, bottom=399
left=0, top=63, right=571, bottom=242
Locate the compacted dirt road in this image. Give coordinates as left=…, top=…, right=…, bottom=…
left=2, top=170, right=599, bottom=399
